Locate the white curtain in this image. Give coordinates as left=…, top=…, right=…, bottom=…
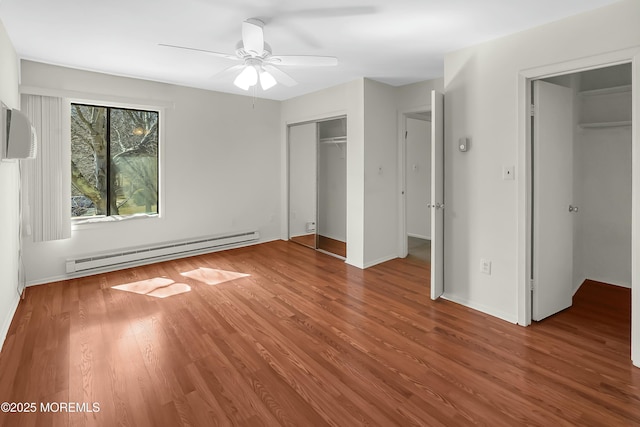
left=20, top=94, right=71, bottom=242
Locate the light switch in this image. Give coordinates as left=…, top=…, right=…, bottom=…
left=480, top=258, right=492, bottom=275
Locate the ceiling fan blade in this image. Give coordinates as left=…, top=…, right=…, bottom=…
left=268, top=55, right=338, bottom=67
left=263, top=65, right=298, bottom=87
left=211, top=64, right=245, bottom=79
left=158, top=43, right=239, bottom=60
left=242, top=19, right=264, bottom=55
left=282, top=6, right=377, bottom=19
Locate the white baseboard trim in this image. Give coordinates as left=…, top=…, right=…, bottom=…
left=345, top=258, right=364, bottom=269
left=586, top=276, right=631, bottom=289
left=26, top=238, right=279, bottom=288
left=363, top=254, right=398, bottom=269
left=573, top=276, right=631, bottom=296
left=441, top=293, right=518, bottom=324
left=0, top=292, right=20, bottom=353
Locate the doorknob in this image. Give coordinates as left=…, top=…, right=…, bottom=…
left=435, top=202, right=444, bottom=210
left=569, top=205, right=579, bottom=213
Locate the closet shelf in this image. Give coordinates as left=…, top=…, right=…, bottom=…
left=579, top=85, right=631, bottom=96
left=578, top=120, right=632, bottom=129
left=320, top=136, right=347, bottom=144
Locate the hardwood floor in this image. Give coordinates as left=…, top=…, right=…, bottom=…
left=0, top=241, right=638, bottom=426
left=317, top=235, right=346, bottom=258
left=290, top=234, right=347, bottom=258
left=289, top=234, right=315, bottom=249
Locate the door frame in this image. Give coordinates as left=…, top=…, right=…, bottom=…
left=517, top=47, right=640, bottom=366
left=286, top=114, right=348, bottom=255
left=397, top=105, right=431, bottom=258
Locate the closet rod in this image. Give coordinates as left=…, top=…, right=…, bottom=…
left=320, top=136, right=347, bottom=144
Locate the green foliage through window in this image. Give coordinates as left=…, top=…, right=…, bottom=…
left=71, top=103, right=159, bottom=218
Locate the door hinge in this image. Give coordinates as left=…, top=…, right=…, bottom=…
left=529, top=104, right=535, bottom=116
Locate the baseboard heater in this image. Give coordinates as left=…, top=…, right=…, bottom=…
left=65, top=230, right=260, bottom=274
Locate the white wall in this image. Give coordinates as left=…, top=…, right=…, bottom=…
left=317, top=118, right=347, bottom=242
left=318, top=142, right=346, bottom=242
left=444, top=0, right=640, bottom=323
left=575, top=126, right=632, bottom=288
left=281, top=79, right=365, bottom=267
left=20, top=60, right=282, bottom=285
left=289, top=122, right=317, bottom=238
left=281, top=78, right=445, bottom=267
left=406, top=117, right=431, bottom=239
left=363, top=79, right=398, bottom=267
left=0, top=18, right=21, bottom=350
left=396, top=79, right=445, bottom=110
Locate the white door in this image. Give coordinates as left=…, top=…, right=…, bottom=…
left=532, top=80, right=575, bottom=321
left=431, top=90, right=444, bottom=300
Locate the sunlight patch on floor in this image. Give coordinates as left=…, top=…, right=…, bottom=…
left=180, top=267, right=250, bottom=286
left=112, top=277, right=191, bottom=298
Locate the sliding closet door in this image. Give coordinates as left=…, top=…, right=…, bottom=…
left=288, top=122, right=317, bottom=248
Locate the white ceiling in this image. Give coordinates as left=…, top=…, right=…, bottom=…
left=0, top=0, right=622, bottom=101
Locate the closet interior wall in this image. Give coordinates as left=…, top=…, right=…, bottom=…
left=318, top=118, right=347, bottom=257
left=545, top=63, right=632, bottom=291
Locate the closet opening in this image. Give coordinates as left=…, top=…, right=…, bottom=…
left=288, top=116, right=347, bottom=259
left=530, top=63, right=632, bottom=322
left=402, top=111, right=432, bottom=263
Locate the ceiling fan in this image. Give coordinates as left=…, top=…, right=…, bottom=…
left=160, top=18, right=338, bottom=91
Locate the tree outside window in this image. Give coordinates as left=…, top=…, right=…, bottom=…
left=71, top=103, right=159, bottom=218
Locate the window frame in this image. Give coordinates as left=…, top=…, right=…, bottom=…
left=69, top=98, right=164, bottom=226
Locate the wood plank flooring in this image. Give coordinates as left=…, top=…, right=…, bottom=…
left=289, top=234, right=347, bottom=258
left=317, top=235, right=346, bottom=258
left=0, top=240, right=639, bottom=426
left=289, top=234, right=315, bottom=249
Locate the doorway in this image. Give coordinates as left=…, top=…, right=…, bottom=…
left=397, top=90, right=445, bottom=300
left=288, top=116, right=347, bottom=259
left=403, top=111, right=432, bottom=262
left=518, top=50, right=640, bottom=365
left=531, top=63, right=632, bottom=321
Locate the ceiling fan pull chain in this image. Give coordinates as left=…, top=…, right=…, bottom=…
left=252, top=85, right=257, bottom=109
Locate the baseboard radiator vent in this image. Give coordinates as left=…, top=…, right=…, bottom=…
left=65, top=230, right=260, bottom=274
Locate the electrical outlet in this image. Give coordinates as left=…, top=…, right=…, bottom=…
left=306, top=221, right=316, bottom=233
left=480, top=258, right=492, bottom=275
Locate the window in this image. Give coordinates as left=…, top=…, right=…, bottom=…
left=71, top=103, right=159, bottom=219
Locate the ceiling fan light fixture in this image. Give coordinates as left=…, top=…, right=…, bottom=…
left=259, top=70, right=277, bottom=90
left=163, top=18, right=337, bottom=92
left=233, top=65, right=258, bottom=90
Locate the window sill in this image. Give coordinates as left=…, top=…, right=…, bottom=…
left=72, top=213, right=159, bottom=229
